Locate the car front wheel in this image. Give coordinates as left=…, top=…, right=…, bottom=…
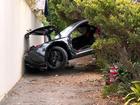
left=46, top=46, right=68, bottom=70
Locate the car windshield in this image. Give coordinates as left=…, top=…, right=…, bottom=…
left=49, top=31, right=60, bottom=40
left=60, top=21, right=80, bottom=38
left=59, top=20, right=88, bottom=38
left=54, top=23, right=78, bottom=39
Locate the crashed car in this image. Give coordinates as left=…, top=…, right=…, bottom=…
left=24, top=20, right=99, bottom=70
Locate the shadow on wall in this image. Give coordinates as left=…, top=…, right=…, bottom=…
left=23, top=34, right=29, bottom=74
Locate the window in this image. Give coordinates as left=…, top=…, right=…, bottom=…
left=71, top=26, right=88, bottom=39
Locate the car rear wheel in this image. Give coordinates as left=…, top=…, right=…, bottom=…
left=46, top=46, right=68, bottom=70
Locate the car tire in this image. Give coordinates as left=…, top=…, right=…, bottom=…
left=46, top=46, right=68, bottom=70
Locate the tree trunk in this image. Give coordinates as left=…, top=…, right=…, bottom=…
left=117, top=45, right=133, bottom=72
left=117, top=45, right=140, bottom=80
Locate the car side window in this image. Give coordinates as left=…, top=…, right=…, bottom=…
left=47, top=30, right=60, bottom=40
left=50, top=31, right=57, bottom=40
left=71, top=26, right=87, bottom=39
left=71, top=29, right=81, bottom=39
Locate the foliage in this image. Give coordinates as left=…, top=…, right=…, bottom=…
left=73, top=0, right=140, bottom=80
left=102, top=84, right=118, bottom=97
left=132, top=62, right=140, bottom=80
left=117, top=82, right=131, bottom=95
left=25, top=0, right=46, bottom=22
left=92, top=37, right=121, bottom=66
left=76, top=0, right=140, bottom=36
left=25, top=0, right=66, bottom=29
left=103, top=62, right=140, bottom=96
left=128, top=35, right=140, bottom=63
left=50, top=0, right=83, bottom=22
left=124, top=81, right=140, bottom=105
left=45, top=0, right=68, bottom=30
left=102, top=64, right=132, bottom=95
left=102, top=62, right=140, bottom=102
left=45, top=0, right=84, bottom=30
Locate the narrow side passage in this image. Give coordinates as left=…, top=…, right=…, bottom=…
left=0, top=56, right=121, bottom=105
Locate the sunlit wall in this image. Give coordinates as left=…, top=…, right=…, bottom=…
left=0, top=0, right=42, bottom=100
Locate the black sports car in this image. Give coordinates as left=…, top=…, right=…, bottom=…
left=24, top=20, right=99, bottom=70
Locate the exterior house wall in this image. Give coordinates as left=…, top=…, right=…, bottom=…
left=0, top=0, right=42, bottom=100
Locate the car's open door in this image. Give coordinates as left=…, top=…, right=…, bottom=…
left=24, top=26, right=60, bottom=52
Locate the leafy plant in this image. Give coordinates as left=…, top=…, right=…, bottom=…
left=92, top=37, right=121, bottom=65
left=102, top=84, right=118, bottom=97
left=45, top=0, right=68, bottom=30
left=74, top=0, right=140, bottom=80
left=25, top=0, right=46, bottom=22
left=124, top=81, right=140, bottom=105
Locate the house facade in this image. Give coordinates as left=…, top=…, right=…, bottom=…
left=0, top=0, right=42, bottom=101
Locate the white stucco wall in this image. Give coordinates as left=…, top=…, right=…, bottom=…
left=0, top=0, right=42, bottom=100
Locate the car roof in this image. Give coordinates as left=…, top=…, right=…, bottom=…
left=25, top=20, right=88, bottom=39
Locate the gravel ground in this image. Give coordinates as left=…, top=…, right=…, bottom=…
left=0, top=56, right=122, bottom=105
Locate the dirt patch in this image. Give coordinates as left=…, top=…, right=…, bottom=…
left=0, top=56, right=123, bottom=105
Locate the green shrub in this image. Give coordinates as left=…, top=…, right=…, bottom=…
left=74, top=0, right=140, bottom=80
left=102, top=84, right=118, bottom=97
left=124, top=81, right=140, bottom=105
left=92, top=37, right=121, bottom=65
